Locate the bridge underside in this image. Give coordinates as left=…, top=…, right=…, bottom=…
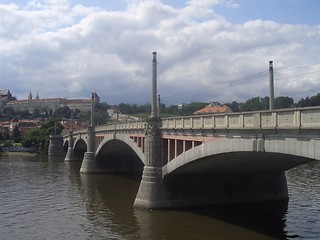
left=159, top=152, right=313, bottom=208
left=96, top=139, right=144, bottom=174
left=169, top=152, right=313, bottom=173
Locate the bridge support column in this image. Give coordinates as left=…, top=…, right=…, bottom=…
left=134, top=166, right=170, bottom=209
left=65, top=147, right=79, bottom=162
left=64, top=130, right=80, bottom=162
left=80, top=93, right=101, bottom=173
left=65, top=110, right=80, bottom=162
left=134, top=51, right=171, bottom=209
left=80, top=152, right=101, bottom=173
left=134, top=118, right=170, bottom=209
left=48, top=135, right=65, bottom=156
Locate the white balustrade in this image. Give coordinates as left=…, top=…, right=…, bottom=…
left=66, top=106, right=320, bottom=139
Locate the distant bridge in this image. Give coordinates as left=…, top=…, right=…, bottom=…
left=55, top=106, right=320, bottom=209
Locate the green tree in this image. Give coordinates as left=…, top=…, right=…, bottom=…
left=3, top=107, right=15, bottom=119
left=53, top=106, right=71, bottom=119
left=310, top=93, right=320, bottom=106
left=298, top=97, right=311, bottom=107
left=41, top=121, right=63, bottom=135
left=32, top=107, right=40, bottom=118
left=95, top=111, right=109, bottom=125
left=96, top=102, right=110, bottom=111
left=12, top=125, right=22, bottom=143
left=274, top=96, right=294, bottom=109
left=21, top=129, right=42, bottom=149
left=240, top=96, right=269, bottom=111
left=227, top=101, right=240, bottom=112
left=21, top=120, right=64, bottom=153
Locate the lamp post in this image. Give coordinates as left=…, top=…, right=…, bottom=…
left=269, top=61, right=274, bottom=110
left=151, top=52, right=158, bottom=118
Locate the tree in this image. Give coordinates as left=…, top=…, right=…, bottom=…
left=96, top=102, right=110, bottom=111
left=3, top=107, right=15, bottom=119
left=298, top=97, right=311, bottom=107
left=274, top=96, right=294, bottom=109
left=53, top=106, right=71, bottom=119
left=240, top=97, right=263, bottom=111
left=21, top=129, right=42, bottom=149
left=41, top=120, right=63, bottom=135
left=32, top=107, right=40, bottom=118
left=12, top=125, right=22, bottom=143
left=227, top=101, right=240, bottom=112
left=310, top=93, right=320, bottom=106
left=240, top=96, right=269, bottom=111
left=21, top=120, right=64, bottom=153
left=95, top=111, right=109, bottom=125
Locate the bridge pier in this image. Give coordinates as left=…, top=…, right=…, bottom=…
left=64, top=147, right=79, bottom=162
left=80, top=123, right=102, bottom=173
left=48, top=135, right=65, bottom=156
left=79, top=152, right=102, bottom=173
left=65, top=111, right=81, bottom=162
left=80, top=93, right=102, bottom=173
left=64, top=129, right=80, bottom=162
left=134, top=119, right=171, bottom=208
left=134, top=166, right=171, bottom=209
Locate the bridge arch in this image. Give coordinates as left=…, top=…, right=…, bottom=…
left=95, top=134, right=145, bottom=173
left=163, top=137, right=317, bottom=176
left=72, top=138, right=87, bottom=160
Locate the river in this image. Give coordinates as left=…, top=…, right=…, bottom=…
left=0, top=155, right=319, bottom=240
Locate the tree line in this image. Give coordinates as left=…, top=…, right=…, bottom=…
left=114, top=93, right=320, bottom=116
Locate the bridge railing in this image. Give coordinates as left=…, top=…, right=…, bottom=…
left=67, top=106, right=320, bottom=138
left=69, top=121, right=146, bottom=137
left=95, top=121, right=145, bottom=132
left=161, top=106, right=320, bottom=130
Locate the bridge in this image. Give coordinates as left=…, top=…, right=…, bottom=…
left=49, top=105, right=320, bottom=209
left=48, top=52, right=320, bottom=209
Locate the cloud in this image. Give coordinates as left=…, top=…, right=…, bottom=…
left=1, top=0, right=319, bottom=106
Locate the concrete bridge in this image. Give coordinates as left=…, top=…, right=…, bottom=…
left=48, top=52, right=320, bottom=209
left=53, top=105, right=320, bottom=209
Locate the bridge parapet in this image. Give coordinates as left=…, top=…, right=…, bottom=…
left=95, top=121, right=145, bottom=132
left=161, top=106, right=320, bottom=131
left=67, top=121, right=146, bottom=138
left=64, top=107, right=320, bottom=141
left=65, top=106, right=320, bottom=140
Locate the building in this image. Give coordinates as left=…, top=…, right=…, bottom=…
left=66, top=93, right=100, bottom=112
left=0, top=89, right=14, bottom=108
left=6, top=92, right=100, bottom=114
left=0, top=118, right=40, bottom=139
left=107, top=108, right=140, bottom=121
left=16, top=119, right=40, bottom=137
left=178, top=103, right=190, bottom=110
left=193, top=102, right=232, bottom=115
left=7, top=97, right=65, bottom=114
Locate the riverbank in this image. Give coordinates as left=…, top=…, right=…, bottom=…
left=0, top=151, right=38, bottom=157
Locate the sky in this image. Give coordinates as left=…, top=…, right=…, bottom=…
left=0, top=0, right=320, bottom=105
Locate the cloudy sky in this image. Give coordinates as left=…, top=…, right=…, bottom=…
left=1, top=0, right=319, bottom=105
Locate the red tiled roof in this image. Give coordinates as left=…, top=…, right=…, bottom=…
left=194, top=103, right=231, bottom=115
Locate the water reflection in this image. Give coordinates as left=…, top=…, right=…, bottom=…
left=1, top=155, right=318, bottom=239
left=76, top=169, right=288, bottom=240
left=285, top=161, right=320, bottom=239
left=79, top=173, right=142, bottom=239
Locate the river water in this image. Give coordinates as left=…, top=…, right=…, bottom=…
left=0, top=155, right=319, bottom=240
